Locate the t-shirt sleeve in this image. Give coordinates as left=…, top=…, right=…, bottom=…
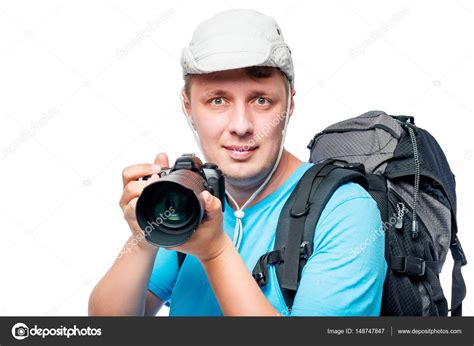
left=290, top=182, right=387, bottom=316
left=147, top=247, right=180, bottom=306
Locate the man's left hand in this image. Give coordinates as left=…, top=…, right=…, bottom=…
left=168, top=190, right=229, bottom=263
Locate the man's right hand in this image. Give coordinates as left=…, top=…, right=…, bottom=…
left=119, top=152, right=170, bottom=250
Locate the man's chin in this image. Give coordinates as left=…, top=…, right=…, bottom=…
left=223, top=165, right=255, bottom=179
left=220, top=161, right=272, bottom=187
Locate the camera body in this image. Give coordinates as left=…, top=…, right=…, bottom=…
left=136, top=153, right=225, bottom=247
left=157, top=153, right=226, bottom=211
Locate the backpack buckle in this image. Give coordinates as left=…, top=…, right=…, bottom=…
left=333, top=161, right=365, bottom=173
left=392, top=256, right=426, bottom=276
left=290, top=202, right=311, bottom=217
left=252, top=255, right=269, bottom=287
left=299, top=241, right=313, bottom=261
left=252, top=272, right=265, bottom=286
left=400, top=256, right=426, bottom=276
left=252, top=249, right=285, bottom=287
left=404, top=257, right=425, bottom=276
left=451, top=237, right=468, bottom=266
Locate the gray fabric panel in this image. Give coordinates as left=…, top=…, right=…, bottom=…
left=325, top=111, right=403, bottom=138
left=387, top=181, right=451, bottom=262
left=311, top=128, right=398, bottom=174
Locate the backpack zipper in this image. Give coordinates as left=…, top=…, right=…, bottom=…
left=406, top=125, right=420, bottom=240
left=395, top=202, right=406, bottom=232
left=388, top=192, right=428, bottom=243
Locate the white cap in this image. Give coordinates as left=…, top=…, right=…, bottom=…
left=180, top=9, right=295, bottom=88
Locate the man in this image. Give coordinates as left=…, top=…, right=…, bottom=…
left=89, top=9, right=386, bottom=316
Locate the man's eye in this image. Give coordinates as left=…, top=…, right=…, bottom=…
left=256, top=97, right=270, bottom=105
left=210, top=97, right=224, bottom=105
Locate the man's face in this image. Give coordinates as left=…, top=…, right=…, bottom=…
left=183, top=68, right=294, bottom=186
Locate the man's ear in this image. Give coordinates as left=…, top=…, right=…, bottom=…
left=288, top=88, right=296, bottom=118
left=180, top=88, right=195, bottom=128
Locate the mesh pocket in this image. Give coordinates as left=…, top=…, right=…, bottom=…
left=381, top=189, right=445, bottom=316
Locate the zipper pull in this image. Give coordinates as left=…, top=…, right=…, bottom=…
left=411, top=220, right=419, bottom=239
left=395, top=202, right=405, bottom=232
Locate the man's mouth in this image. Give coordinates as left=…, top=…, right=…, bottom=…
left=223, top=145, right=258, bottom=161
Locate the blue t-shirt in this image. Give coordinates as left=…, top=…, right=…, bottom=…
left=148, top=162, right=387, bottom=316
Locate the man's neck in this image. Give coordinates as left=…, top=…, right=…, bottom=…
left=225, top=150, right=303, bottom=209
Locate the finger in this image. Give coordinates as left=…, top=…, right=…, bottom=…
left=120, top=181, right=149, bottom=210
left=154, top=152, right=170, bottom=168
left=200, top=190, right=222, bottom=218
left=122, top=163, right=161, bottom=187
left=124, top=197, right=138, bottom=221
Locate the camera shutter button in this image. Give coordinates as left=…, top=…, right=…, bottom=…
left=203, top=163, right=218, bottom=169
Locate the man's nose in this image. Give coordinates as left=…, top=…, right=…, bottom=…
left=227, top=103, right=254, bottom=137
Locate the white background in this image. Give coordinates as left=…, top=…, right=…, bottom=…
left=0, top=0, right=472, bottom=316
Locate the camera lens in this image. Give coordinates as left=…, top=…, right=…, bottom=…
left=136, top=170, right=207, bottom=247
left=152, top=183, right=197, bottom=229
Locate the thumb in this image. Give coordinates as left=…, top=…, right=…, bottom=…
left=200, top=190, right=222, bottom=218
left=154, top=152, right=170, bottom=169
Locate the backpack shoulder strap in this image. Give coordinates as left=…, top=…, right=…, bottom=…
left=177, top=251, right=186, bottom=270
left=252, top=159, right=368, bottom=311
left=450, top=234, right=467, bottom=316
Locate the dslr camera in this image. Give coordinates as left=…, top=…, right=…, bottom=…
left=135, top=153, right=225, bottom=247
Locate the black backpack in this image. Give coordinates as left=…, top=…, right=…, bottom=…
left=251, top=110, right=467, bottom=316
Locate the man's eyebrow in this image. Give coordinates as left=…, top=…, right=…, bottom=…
left=201, top=89, right=231, bottom=98
left=201, top=89, right=280, bottom=99
left=247, top=90, right=280, bottom=99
